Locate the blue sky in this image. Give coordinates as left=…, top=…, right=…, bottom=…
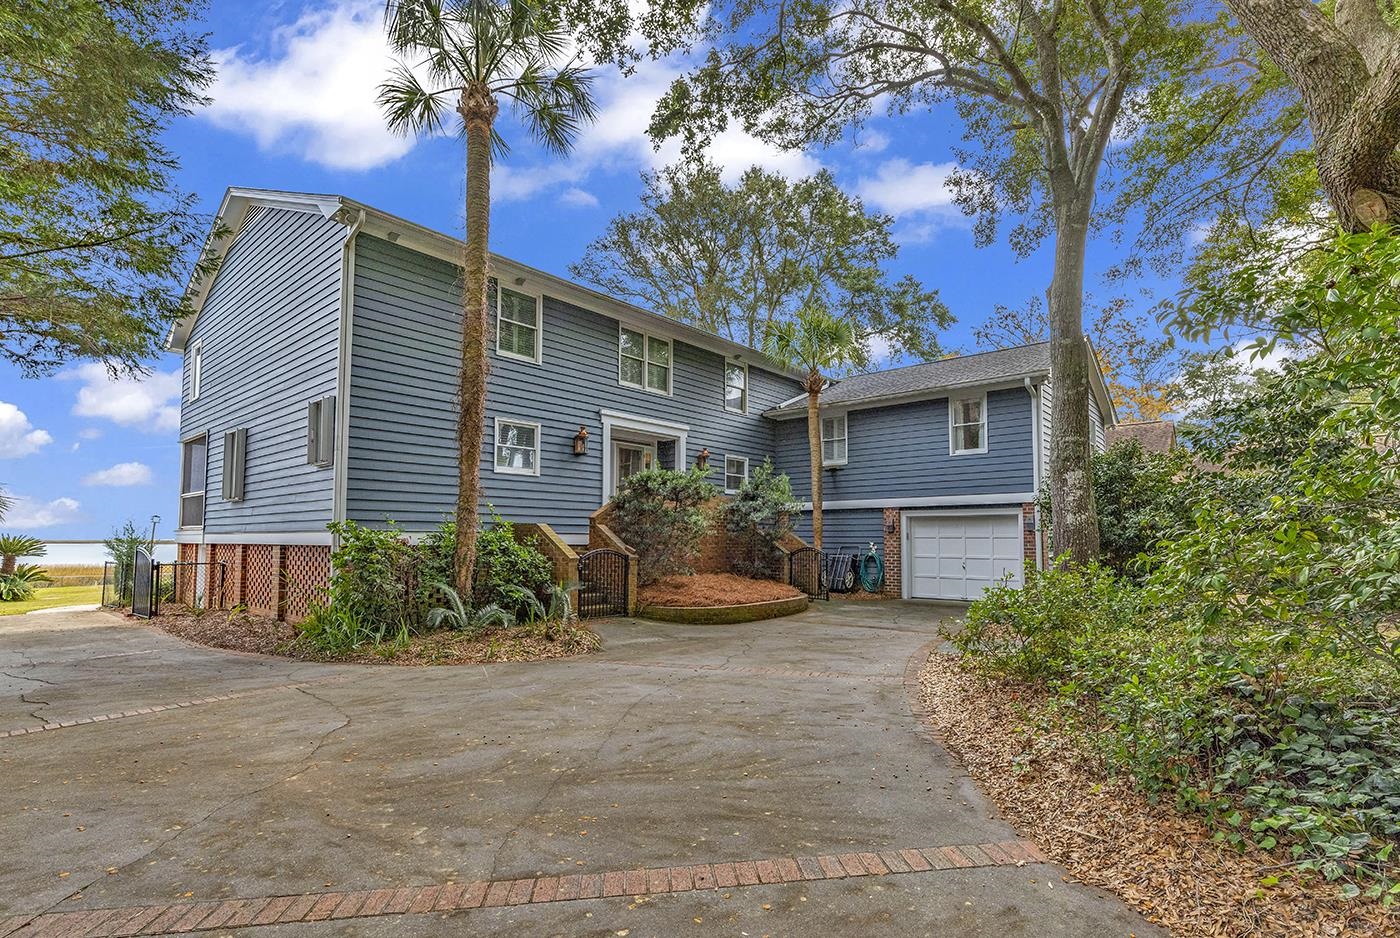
left=0, top=0, right=1181, bottom=544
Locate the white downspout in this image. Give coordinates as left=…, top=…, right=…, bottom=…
left=330, top=209, right=365, bottom=549
left=1025, top=376, right=1043, bottom=569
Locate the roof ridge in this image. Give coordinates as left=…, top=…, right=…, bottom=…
left=841, top=341, right=1051, bottom=381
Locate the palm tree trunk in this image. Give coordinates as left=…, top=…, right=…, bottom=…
left=455, top=89, right=498, bottom=599
left=1, top=555, right=14, bottom=577
left=806, top=386, right=823, bottom=549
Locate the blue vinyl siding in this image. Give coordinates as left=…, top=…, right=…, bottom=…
left=179, top=207, right=345, bottom=534
left=775, top=388, right=1036, bottom=503
left=345, top=235, right=801, bottom=541
left=793, top=508, right=885, bottom=550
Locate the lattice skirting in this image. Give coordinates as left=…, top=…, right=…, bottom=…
left=177, top=543, right=330, bottom=621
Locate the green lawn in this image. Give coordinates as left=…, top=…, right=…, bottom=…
left=0, top=585, right=103, bottom=616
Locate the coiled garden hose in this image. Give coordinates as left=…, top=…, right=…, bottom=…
left=858, top=543, right=884, bottom=592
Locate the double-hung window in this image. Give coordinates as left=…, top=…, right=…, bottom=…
left=493, top=279, right=541, bottom=363
left=495, top=418, right=540, bottom=475
left=179, top=435, right=207, bottom=528
left=724, top=362, right=748, bottom=413
left=724, top=455, right=749, bottom=494
left=950, top=394, right=988, bottom=455
left=619, top=326, right=671, bottom=394
left=821, top=414, right=847, bottom=467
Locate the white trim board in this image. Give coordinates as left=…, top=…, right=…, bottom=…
left=175, top=531, right=335, bottom=546
left=798, top=493, right=1036, bottom=511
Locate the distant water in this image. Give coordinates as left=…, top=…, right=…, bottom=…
left=39, top=542, right=179, bottom=565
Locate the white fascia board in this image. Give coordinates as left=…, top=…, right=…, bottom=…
left=764, top=374, right=1050, bottom=420
left=797, top=493, right=1037, bottom=511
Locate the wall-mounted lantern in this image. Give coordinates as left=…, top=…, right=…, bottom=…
left=572, top=426, right=589, bottom=456
left=695, top=447, right=711, bottom=471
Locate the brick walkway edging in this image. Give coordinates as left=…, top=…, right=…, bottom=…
left=0, top=840, right=1047, bottom=937
left=0, top=680, right=338, bottom=739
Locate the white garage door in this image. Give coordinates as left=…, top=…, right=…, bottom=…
left=906, top=513, right=1024, bottom=601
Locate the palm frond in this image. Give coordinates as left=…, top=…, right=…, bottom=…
left=378, top=64, right=454, bottom=136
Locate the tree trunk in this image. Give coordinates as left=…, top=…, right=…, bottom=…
left=1227, top=0, right=1400, bottom=231
left=1047, top=198, right=1101, bottom=565
left=454, top=88, right=498, bottom=599
left=806, top=386, right=824, bottom=550
left=1, top=555, right=14, bottom=577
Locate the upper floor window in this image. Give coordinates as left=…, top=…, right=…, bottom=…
left=724, top=455, right=749, bottom=494
left=619, top=326, right=671, bottom=394
left=495, top=418, right=540, bottom=475
left=950, top=394, right=988, bottom=455
left=724, top=362, right=748, bottom=413
left=821, top=414, right=847, bottom=467
left=190, top=341, right=203, bottom=401
left=179, top=434, right=207, bottom=528
left=493, top=279, right=541, bottom=363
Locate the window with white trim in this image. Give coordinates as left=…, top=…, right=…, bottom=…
left=821, top=414, right=847, bottom=467
left=724, top=455, right=749, bottom=494
left=724, top=362, right=748, bottom=413
left=179, top=434, right=207, bottom=528
left=619, top=326, right=671, bottom=394
left=190, top=341, right=203, bottom=401
left=495, top=418, right=540, bottom=475
left=492, top=279, right=541, bottom=362
left=950, top=394, right=988, bottom=455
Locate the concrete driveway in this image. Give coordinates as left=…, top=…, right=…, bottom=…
left=0, top=603, right=1158, bottom=937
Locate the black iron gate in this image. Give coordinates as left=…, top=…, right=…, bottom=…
left=131, top=548, right=154, bottom=618
left=578, top=548, right=630, bottom=619
left=789, top=546, right=828, bottom=600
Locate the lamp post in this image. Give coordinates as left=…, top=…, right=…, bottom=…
left=148, top=514, right=161, bottom=553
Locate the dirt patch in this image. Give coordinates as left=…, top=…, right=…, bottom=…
left=143, top=606, right=601, bottom=665
left=640, top=573, right=802, bottom=608
left=827, top=589, right=890, bottom=601
left=917, top=651, right=1397, bottom=937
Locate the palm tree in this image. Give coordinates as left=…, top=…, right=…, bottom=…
left=379, top=0, right=597, bottom=597
left=0, top=534, right=45, bottom=576
left=766, top=309, right=860, bottom=549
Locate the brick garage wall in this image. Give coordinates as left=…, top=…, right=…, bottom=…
left=1021, top=502, right=1039, bottom=571
left=882, top=509, right=902, bottom=597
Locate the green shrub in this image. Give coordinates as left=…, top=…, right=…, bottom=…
left=724, top=459, right=798, bottom=579
left=610, top=467, right=718, bottom=584
left=471, top=515, right=554, bottom=617
left=0, top=564, right=49, bottom=601
left=319, top=520, right=422, bottom=638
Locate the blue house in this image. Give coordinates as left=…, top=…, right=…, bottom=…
left=169, top=188, right=1112, bottom=617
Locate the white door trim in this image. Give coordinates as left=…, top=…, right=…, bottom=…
left=900, top=508, right=1024, bottom=601
left=599, top=410, right=688, bottom=502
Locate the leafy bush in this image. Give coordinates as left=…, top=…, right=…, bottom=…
left=0, top=564, right=50, bottom=601
left=724, top=459, right=798, bottom=579
left=424, top=583, right=514, bottom=637
left=472, top=515, right=554, bottom=617
left=103, top=520, right=146, bottom=605
left=610, top=467, right=718, bottom=584
left=318, top=521, right=424, bottom=639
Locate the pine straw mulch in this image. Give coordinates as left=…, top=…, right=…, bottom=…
left=917, top=651, right=1398, bottom=938
left=639, top=573, right=803, bottom=608
left=144, top=606, right=601, bottom=665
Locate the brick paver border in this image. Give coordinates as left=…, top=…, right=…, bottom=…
left=0, top=839, right=1048, bottom=937
left=0, top=680, right=338, bottom=740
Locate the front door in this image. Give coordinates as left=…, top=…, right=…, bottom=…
left=613, top=442, right=656, bottom=494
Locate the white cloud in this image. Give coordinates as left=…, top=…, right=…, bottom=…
left=78, top=428, right=102, bottom=440
left=856, top=158, right=958, bottom=217
left=559, top=187, right=600, bottom=208
left=857, top=129, right=891, bottom=153
left=0, top=403, right=52, bottom=458
left=63, top=364, right=182, bottom=434
left=203, top=1, right=409, bottom=171
left=82, top=462, right=153, bottom=487
left=7, top=496, right=82, bottom=529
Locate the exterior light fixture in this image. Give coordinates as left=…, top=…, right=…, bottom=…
left=695, top=447, right=711, bottom=471
left=572, top=426, right=589, bottom=456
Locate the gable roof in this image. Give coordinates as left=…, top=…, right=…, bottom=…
left=764, top=340, right=1115, bottom=423
left=167, top=187, right=806, bottom=381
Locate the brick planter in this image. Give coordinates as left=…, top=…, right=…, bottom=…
left=638, top=594, right=809, bottom=624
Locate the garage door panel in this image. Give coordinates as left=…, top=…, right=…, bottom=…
left=906, top=512, right=1024, bottom=601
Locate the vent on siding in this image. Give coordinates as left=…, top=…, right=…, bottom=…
left=221, top=428, right=247, bottom=501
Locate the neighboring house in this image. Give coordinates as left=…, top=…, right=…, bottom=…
left=169, top=188, right=1113, bottom=617
left=1106, top=419, right=1176, bottom=453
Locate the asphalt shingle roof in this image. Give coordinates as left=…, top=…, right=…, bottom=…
left=768, top=342, right=1051, bottom=414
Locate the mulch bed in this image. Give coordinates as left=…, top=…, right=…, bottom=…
left=639, top=573, right=802, bottom=608
left=142, top=606, right=601, bottom=665
left=918, top=651, right=1397, bottom=937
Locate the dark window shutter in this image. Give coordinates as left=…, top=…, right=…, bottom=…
left=222, top=428, right=247, bottom=500
left=317, top=395, right=336, bottom=466
left=306, top=400, right=320, bottom=465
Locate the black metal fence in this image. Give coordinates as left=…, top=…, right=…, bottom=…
left=788, top=546, right=828, bottom=600
left=578, top=548, right=630, bottom=618
left=101, top=559, right=225, bottom=617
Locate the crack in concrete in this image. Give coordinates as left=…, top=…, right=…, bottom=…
left=3, top=650, right=59, bottom=725
left=36, top=684, right=354, bottom=920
